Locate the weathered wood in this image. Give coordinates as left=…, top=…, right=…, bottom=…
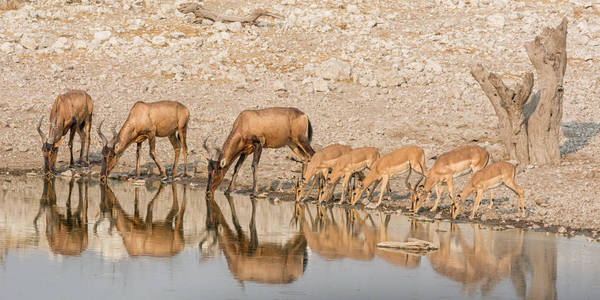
left=525, top=17, right=568, bottom=165
left=376, top=238, right=438, bottom=251
left=178, top=3, right=283, bottom=24
left=470, top=65, right=533, bottom=164
left=471, top=18, right=567, bottom=166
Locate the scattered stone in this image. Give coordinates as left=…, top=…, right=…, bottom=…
left=93, top=31, right=112, bottom=43
left=0, top=42, right=14, bottom=53
left=17, top=145, right=27, bottom=152
left=424, top=60, right=443, bottom=74
left=61, top=170, right=73, bottom=177
left=312, top=77, right=330, bottom=92
left=273, top=80, right=287, bottom=91
left=226, top=22, right=242, bottom=33
left=151, top=35, right=167, bottom=46
left=20, top=35, right=37, bottom=50
left=169, top=31, right=186, bottom=39
left=316, top=58, right=352, bottom=81
left=558, top=226, right=567, bottom=234
left=26, top=172, right=37, bottom=177
left=487, top=14, right=505, bottom=28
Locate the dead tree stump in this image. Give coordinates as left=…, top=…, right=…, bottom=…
left=177, top=3, right=283, bottom=24
left=471, top=18, right=567, bottom=166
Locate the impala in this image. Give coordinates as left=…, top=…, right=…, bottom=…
left=97, top=100, right=190, bottom=180
left=413, top=145, right=489, bottom=219
left=319, top=147, right=379, bottom=204
left=456, top=161, right=525, bottom=219
left=295, top=144, right=352, bottom=202
left=203, top=107, right=315, bottom=197
left=37, top=90, right=93, bottom=175
left=351, top=145, right=427, bottom=208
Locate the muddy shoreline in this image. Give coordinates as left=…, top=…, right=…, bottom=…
left=4, top=167, right=597, bottom=241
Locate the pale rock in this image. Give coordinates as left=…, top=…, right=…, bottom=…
left=273, top=80, right=287, bottom=91
left=169, top=31, right=186, bottom=39
left=407, top=61, right=424, bottom=72
left=73, top=39, right=87, bottom=49
left=17, top=145, right=28, bottom=152
left=213, top=21, right=228, bottom=31
left=207, top=31, right=231, bottom=44
left=151, top=35, right=167, bottom=46
left=61, top=170, right=73, bottom=177
left=51, top=37, right=70, bottom=50
left=425, top=60, right=443, bottom=74
left=487, top=14, right=505, bottom=28
left=226, top=22, right=243, bottom=33
left=347, top=4, right=360, bottom=14
left=226, top=70, right=246, bottom=85
left=20, top=35, right=37, bottom=50
left=316, top=58, right=352, bottom=81
left=94, top=31, right=112, bottom=43
left=312, top=78, right=330, bottom=92
left=0, top=42, right=14, bottom=53
left=142, top=46, right=157, bottom=57
left=132, top=36, right=146, bottom=47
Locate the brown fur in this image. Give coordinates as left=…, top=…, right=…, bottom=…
left=98, top=100, right=190, bottom=179
left=204, top=107, right=315, bottom=196
left=295, top=144, right=352, bottom=202
left=37, top=90, right=93, bottom=174
left=414, top=145, right=489, bottom=219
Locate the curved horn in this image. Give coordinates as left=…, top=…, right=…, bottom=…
left=110, top=124, right=119, bottom=146
left=97, top=120, right=108, bottom=146
left=414, top=162, right=425, bottom=189
left=37, top=116, right=47, bottom=144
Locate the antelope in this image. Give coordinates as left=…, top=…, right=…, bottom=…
left=34, top=178, right=88, bottom=256
left=413, top=145, right=489, bottom=219
left=97, top=100, right=190, bottom=180
left=36, top=90, right=93, bottom=175
left=319, top=147, right=379, bottom=204
left=99, top=183, right=186, bottom=257
left=203, top=194, right=308, bottom=284
left=202, top=107, right=315, bottom=197
left=295, top=144, right=352, bottom=202
left=351, top=145, right=427, bottom=208
left=456, top=161, right=525, bottom=219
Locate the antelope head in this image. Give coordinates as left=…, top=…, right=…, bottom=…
left=202, top=136, right=225, bottom=196
left=37, top=116, right=59, bottom=175
left=97, top=120, right=120, bottom=181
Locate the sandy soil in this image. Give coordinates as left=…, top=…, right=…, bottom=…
left=0, top=0, right=598, bottom=234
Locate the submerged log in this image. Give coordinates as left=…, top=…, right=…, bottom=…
left=377, top=238, right=439, bottom=251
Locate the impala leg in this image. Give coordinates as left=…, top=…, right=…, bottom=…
left=469, top=189, right=484, bottom=220
left=447, top=177, right=462, bottom=218
left=504, top=179, right=525, bottom=216
left=168, top=134, right=181, bottom=178
left=489, top=189, right=494, bottom=209
left=226, top=153, right=247, bottom=195
left=339, top=174, right=352, bottom=204
left=251, top=141, right=263, bottom=197
left=430, top=183, right=445, bottom=212
left=135, top=142, right=142, bottom=178
left=68, top=127, right=76, bottom=168
left=148, top=136, right=166, bottom=177
left=372, top=176, right=389, bottom=208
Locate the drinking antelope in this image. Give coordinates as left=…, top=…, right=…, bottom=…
left=351, top=145, right=427, bottom=208
left=413, top=145, right=489, bottom=219
left=97, top=100, right=190, bottom=180
left=202, top=107, right=315, bottom=197
left=37, top=90, right=93, bottom=175
left=295, top=144, right=352, bottom=202
left=319, top=147, right=380, bottom=204
left=456, top=161, right=525, bottom=219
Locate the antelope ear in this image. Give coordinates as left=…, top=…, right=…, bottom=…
left=220, top=159, right=226, bottom=168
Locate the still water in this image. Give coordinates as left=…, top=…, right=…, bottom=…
left=0, top=177, right=598, bottom=299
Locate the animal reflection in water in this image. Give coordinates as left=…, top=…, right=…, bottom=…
left=428, top=224, right=528, bottom=297
left=98, top=183, right=186, bottom=257
left=34, top=178, right=88, bottom=256
left=297, top=204, right=424, bottom=268
left=201, top=195, right=308, bottom=284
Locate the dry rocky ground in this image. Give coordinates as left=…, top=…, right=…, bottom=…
left=0, top=0, right=598, bottom=235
